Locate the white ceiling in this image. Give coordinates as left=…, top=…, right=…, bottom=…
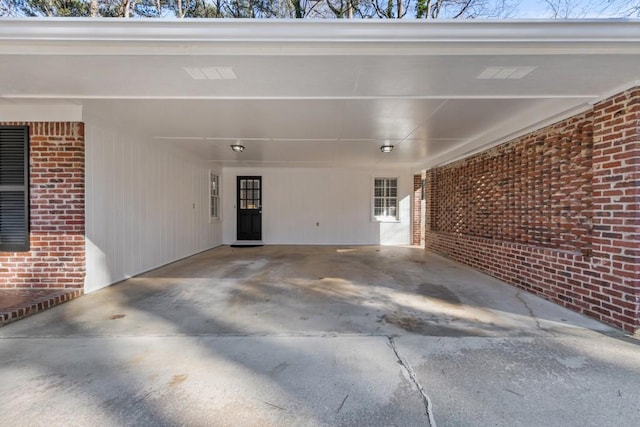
left=0, top=19, right=639, bottom=170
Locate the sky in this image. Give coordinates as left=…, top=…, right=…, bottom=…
left=516, top=0, right=558, bottom=18
left=514, top=0, right=638, bottom=19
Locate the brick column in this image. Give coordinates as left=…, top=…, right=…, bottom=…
left=424, top=169, right=435, bottom=235
left=420, top=170, right=427, bottom=248
left=412, top=174, right=422, bottom=245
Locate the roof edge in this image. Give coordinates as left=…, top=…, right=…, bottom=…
left=1, top=18, right=639, bottom=44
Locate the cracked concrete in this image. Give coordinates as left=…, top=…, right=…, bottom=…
left=388, top=336, right=436, bottom=427
left=515, top=290, right=556, bottom=337
left=1, top=245, right=639, bottom=426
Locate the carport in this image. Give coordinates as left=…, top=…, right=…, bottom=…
left=1, top=19, right=639, bottom=331
left=0, top=18, right=640, bottom=425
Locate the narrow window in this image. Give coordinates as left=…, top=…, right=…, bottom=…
left=373, top=177, right=398, bottom=221
left=0, top=126, right=30, bottom=252
left=210, top=172, right=220, bottom=221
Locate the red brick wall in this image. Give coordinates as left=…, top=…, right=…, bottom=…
left=0, top=122, right=85, bottom=289
left=425, top=87, right=640, bottom=334
left=412, top=174, right=422, bottom=245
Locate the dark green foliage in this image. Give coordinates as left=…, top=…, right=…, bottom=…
left=17, top=0, right=91, bottom=16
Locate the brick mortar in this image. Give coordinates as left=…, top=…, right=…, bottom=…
left=427, top=231, right=637, bottom=320
left=433, top=111, right=594, bottom=253
left=0, top=122, right=86, bottom=289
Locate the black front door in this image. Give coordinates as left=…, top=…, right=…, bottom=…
left=237, top=176, right=262, bottom=241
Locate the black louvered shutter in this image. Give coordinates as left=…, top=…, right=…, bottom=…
left=0, top=126, right=29, bottom=252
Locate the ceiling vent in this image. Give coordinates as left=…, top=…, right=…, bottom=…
left=183, top=67, right=237, bottom=80
left=477, top=66, right=536, bottom=80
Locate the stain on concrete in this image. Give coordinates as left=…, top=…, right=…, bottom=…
left=378, top=313, right=477, bottom=337
left=169, top=374, right=188, bottom=387
left=416, top=283, right=461, bottom=305
left=228, top=277, right=277, bottom=306
left=555, top=356, right=589, bottom=370
left=222, top=259, right=270, bottom=279
left=270, top=361, right=290, bottom=377
left=290, top=277, right=370, bottom=306
left=28, top=373, right=67, bottom=394
left=129, top=354, right=146, bottom=365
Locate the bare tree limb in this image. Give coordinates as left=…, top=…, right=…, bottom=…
left=452, top=0, right=473, bottom=18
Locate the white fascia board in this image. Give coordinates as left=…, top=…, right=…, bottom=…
left=0, top=19, right=640, bottom=55
left=588, top=80, right=640, bottom=105
left=0, top=101, right=82, bottom=122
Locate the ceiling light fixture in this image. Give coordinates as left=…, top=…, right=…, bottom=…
left=230, top=144, right=245, bottom=152
left=380, top=144, right=394, bottom=153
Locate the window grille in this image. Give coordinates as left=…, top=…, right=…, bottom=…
left=210, top=172, right=220, bottom=221
left=373, top=177, right=398, bottom=221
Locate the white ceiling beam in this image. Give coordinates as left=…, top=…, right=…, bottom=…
left=1, top=94, right=599, bottom=100
left=0, top=100, right=82, bottom=122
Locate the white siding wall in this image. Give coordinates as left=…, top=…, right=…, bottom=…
left=85, top=122, right=222, bottom=293
left=222, top=167, right=411, bottom=245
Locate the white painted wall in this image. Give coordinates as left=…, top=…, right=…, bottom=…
left=84, top=120, right=222, bottom=293
left=222, top=167, right=411, bottom=245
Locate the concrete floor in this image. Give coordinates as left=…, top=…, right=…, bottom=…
left=1, top=245, right=639, bottom=426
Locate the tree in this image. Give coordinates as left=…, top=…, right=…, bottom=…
left=220, top=0, right=278, bottom=17
left=543, top=0, right=640, bottom=18
left=1, top=0, right=638, bottom=18
left=413, top=0, right=516, bottom=19
left=17, top=0, right=92, bottom=16
left=325, top=0, right=359, bottom=18
left=0, top=0, right=16, bottom=15
left=289, top=0, right=324, bottom=18
left=365, top=0, right=411, bottom=18
left=186, top=0, right=221, bottom=17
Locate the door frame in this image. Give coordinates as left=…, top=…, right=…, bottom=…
left=236, top=176, right=263, bottom=241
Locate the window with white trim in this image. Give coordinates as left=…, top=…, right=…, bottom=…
left=209, top=172, right=220, bottom=221
left=373, top=177, right=398, bottom=221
